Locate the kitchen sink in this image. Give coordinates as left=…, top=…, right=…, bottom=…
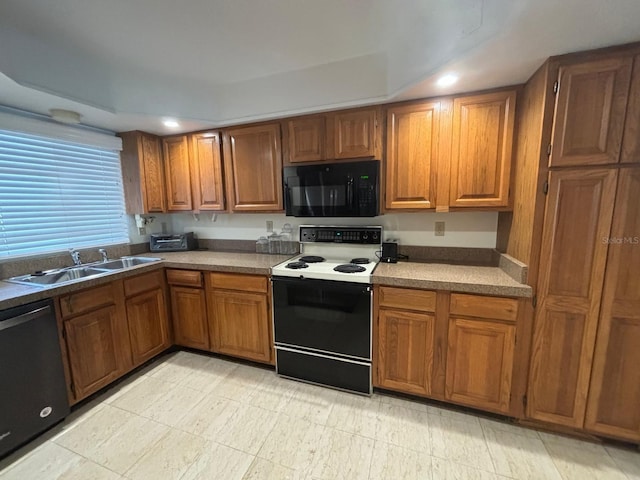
left=4, top=256, right=161, bottom=288
left=95, top=257, right=161, bottom=270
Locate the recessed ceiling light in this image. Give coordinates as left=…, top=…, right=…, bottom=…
left=163, top=119, right=180, bottom=128
left=436, top=74, right=458, bottom=87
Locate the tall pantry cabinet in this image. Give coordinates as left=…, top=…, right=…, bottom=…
left=499, top=44, right=640, bottom=442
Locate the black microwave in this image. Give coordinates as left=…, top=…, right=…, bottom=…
left=284, top=160, right=379, bottom=217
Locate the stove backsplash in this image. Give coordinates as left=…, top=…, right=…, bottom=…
left=166, top=211, right=499, bottom=249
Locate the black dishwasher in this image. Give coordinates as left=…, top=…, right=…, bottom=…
left=0, top=299, right=70, bottom=458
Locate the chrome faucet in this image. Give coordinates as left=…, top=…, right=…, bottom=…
left=69, top=249, right=82, bottom=266
left=98, top=248, right=109, bottom=263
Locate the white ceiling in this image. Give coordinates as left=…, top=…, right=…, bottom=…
left=0, top=0, right=639, bottom=135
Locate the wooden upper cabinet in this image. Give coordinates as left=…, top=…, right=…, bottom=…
left=446, top=317, right=515, bottom=414
left=449, top=90, right=516, bottom=208
left=385, top=101, right=439, bottom=209
left=333, top=108, right=378, bottom=159
left=377, top=308, right=435, bottom=397
left=223, top=123, right=283, bottom=212
left=163, top=135, right=192, bottom=211
left=621, top=55, right=640, bottom=164
left=550, top=57, right=633, bottom=167
left=191, top=132, right=225, bottom=211
left=286, top=116, right=326, bottom=163
left=119, top=131, right=166, bottom=214
left=585, top=169, right=640, bottom=442
left=527, top=168, right=617, bottom=428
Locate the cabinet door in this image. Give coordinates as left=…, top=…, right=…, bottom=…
left=170, top=286, right=209, bottom=350
left=551, top=57, right=632, bottom=167
left=140, top=133, right=166, bottom=212
left=287, top=116, right=326, bottom=163
left=191, top=132, right=225, bottom=211
left=223, top=124, right=283, bottom=212
left=385, top=102, right=439, bottom=209
left=208, top=289, right=271, bottom=363
left=377, top=308, right=435, bottom=396
left=64, top=305, right=130, bottom=400
left=449, top=90, right=515, bottom=207
left=585, top=169, right=640, bottom=441
left=163, top=135, right=192, bottom=211
left=528, top=168, right=617, bottom=427
left=446, top=318, right=515, bottom=414
left=126, top=288, right=170, bottom=366
left=621, top=55, right=640, bottom=164
left=333, top=109, right=378, bottom=159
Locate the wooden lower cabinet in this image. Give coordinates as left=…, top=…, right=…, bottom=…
left=64, top=305, right=131, bottom=400
left=377, top=308, right=435, bottom=396
left=375, top=287, right=519, bottom=416
left=170, top=286, right=209, bottom=350
left=60, top=281, right=134, bottom=403
left=445, top=318, right=515, bottom=414
left=121, top=270, right=171, bottom=368
left=207, top=273, right=272, bottom=364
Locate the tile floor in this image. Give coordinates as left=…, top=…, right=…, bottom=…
left=1, top=351, right=638, bottom=480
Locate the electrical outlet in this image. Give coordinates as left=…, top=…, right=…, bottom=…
left=138, top=227, right=147, bottom=236
left=266, top=220, right=273, bottom=232
left=435, top=221, right=445, bottom=236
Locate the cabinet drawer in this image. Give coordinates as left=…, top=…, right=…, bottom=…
left=208, top=272, right=268, bottom=293
left=378, top=286, right=436, bottom=312
left=166, top=269, right=203, bottom=287
left=124, top=270, right=164, bottom=297
left=59, top=283, right=118, bottom=318
left=450, top=293, right=518, bottom=322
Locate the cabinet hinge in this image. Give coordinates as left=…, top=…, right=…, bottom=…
left=553, top=81, right=559, bottom=94
left=70, top=382, right=74, bottom=393
left=542, top=181, right=549, bottom=195
left=532, top=294, right=538, bottom=308
left=546, top=144, right=552, bottom=156
left=523, top=395, right=528, bottom=409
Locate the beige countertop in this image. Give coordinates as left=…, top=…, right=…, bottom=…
left=373, top=261, right=532, bottom=298
left=144, top=251, right=292, bottom=274
left=0, top=250, right=531, bottom=309
left=0, top=251, right=292, bottom=310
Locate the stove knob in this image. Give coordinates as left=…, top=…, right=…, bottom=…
left=373, top=232, right=379, bottom=240
left=363, top=233, right=369, bottom=240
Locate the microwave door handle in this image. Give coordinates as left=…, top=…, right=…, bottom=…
left=347, top=178, right=354, bottom=208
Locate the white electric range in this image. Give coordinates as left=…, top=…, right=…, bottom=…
left=271, top=225, right=383, bottom=395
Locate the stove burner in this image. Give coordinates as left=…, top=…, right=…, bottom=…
left=286, top=261, right=309, bottom=269
left=350, top=258, right=370, bottom=265
left=334, top=264, right=366, bottom=273
left=299, top=255, right=325, bottom=263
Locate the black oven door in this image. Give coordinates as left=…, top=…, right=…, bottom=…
left=272, top=277, right=371, bottom=360
left=283, top=160, right=379, bottom=217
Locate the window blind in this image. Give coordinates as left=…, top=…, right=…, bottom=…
left=0, top=130, right=129, bottom=258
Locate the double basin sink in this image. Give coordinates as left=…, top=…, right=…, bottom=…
left=6, top=257, right=161, bottom=288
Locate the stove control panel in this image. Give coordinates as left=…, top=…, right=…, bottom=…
left=299, top=226, right=382, bottom=244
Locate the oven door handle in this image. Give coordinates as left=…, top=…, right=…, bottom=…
left=271, top=276, right=371, bottom=294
